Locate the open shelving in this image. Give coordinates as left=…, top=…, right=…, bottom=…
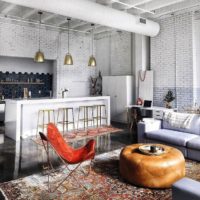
left=0, top=82, right=44, bottom=85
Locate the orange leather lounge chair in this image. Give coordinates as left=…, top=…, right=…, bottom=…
left=39, top=123, right=96, bottom=193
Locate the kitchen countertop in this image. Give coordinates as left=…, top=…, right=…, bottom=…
left=5, top=96, right=111, bottom=141
left=5, top=96, right=110, bottom=105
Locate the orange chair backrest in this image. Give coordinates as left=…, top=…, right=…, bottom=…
left=47, top=123, right=74, bottom=162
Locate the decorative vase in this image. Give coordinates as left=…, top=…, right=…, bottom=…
left=165, top=102, right=172, bottom=109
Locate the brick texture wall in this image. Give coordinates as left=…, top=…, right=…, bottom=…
left=96, top=31, right=150, bottom=103
left=151, top=12, right=194, bottom=109
left=96, top=31, right=132, bottom=76
left=193, top=16, right=200, bottom=104
left=0, top=19, right=96, bottom=97
left=0, top=20, right=58, bottom=59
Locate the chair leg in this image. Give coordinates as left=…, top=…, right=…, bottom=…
left=96, top=106, right=98, bottom=127
left=100, top=106, right=102, bottom=126
left=36, top=110, right=41, bottom=138
left=104, top=106, right=107, bottom=126
left=77, top=107, right=80, bottom=130
left=62, top=109, right=65, bottom=135
left=47, top=161, right=92, bottom=193
left=86, top=107, right=88, bottom=129
left=48, top=110, right=50, bottom=124
left=80, top=159, right=94, bottom=176
left=57, top=109, right=59, bottom=124
left=43, top=141, right=94, bottom=194
left=53, top=110, right=55, bottom=124
left=92, top=107, right=94, bottom=127
left=43, top=111, right=45, bottom=134
left=66, top=109, right=68, bottom=133
left=72, top=109, right=75, bottom=133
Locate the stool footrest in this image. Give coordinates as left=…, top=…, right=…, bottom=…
left=79, top=119, right=94, bottom=122
left=93, top=116, right=107, bottom=119
left=57, top=121, right=74, bottom=124
left=38, top=124, right=48, bottom=127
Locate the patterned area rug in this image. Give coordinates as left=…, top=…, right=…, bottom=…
left=33, top=125, right=122, bottom=146
left=0, top=149, right=200, bottom=200
left=0, top=188, right=8, bottom=200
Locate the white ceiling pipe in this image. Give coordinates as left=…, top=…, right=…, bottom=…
left=1, top=0, right=160, bottom=37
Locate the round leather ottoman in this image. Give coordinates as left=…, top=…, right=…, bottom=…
left=119, top=144, right=185, bottom=188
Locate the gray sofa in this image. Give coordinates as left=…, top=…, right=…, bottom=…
left=172, top=178, right=200, bottom=200
left=137, top=112, right=200, bottom=161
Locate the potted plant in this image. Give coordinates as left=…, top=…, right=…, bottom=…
left=163, top=90, right=175, bottom=108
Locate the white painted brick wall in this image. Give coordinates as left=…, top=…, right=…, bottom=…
left=0, top=20, right=96, bottom=97
left=96, top=31, right=132, bottom=76
left=151, top=17, right=176, bottom=88
left=0, top=20, right=58, bottom=59
left=175, top=12, right=193, bottom=89
left=96, top=31, right=150, bottom=102
left=57, top=31, right=96, bottom=97
left=151, top=12, right=193, bottom=88
left=193, top=16, right=200, bottom=87
left=96, top=36, right=110, bottom=76
left=193, top=15, right=200, bottom=103
left=0, top=56, right=53, bottom=74
left=151, top=12, right=194, bottom=108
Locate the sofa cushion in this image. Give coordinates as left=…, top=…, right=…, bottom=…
left=163, top=112, right=200, bottom=135
left=187, top=137, right=200, bottom=150
left=145, top=129, right=198, bottom=146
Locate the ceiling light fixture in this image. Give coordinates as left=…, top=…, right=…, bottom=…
left=64, top=18, right=73, bottom=65
left=34, top=11, right=45, bottom=63
left=88, top=24, right=96, bottom=67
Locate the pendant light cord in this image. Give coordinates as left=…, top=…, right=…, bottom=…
left=68, top=19, right=70, bottom=53
left=91, top=24, right=94, bottom=56
left=38, top=12, right=42, bottom=51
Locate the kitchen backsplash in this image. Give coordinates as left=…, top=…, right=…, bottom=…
left=0, top=71, right=53, bottom=99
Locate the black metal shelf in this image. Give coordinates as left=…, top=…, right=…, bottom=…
left=0, top=82, right=44, bottom=85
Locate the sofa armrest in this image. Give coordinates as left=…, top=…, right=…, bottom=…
left=172, top=178, right=200, bottom=200
left=137, top=119, right=162, bottom=143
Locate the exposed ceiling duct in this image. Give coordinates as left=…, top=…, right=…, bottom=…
left=1, top=0, right=160, bottom=37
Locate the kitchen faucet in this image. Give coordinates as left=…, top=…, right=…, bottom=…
left=62, top=89, right=68, bottom=98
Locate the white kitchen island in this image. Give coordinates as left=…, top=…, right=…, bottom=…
left=5, top=96, right=110, bottom=141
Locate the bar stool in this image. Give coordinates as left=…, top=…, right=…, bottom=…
left=36, top=109, right=55, bottom=137
left=57, top=107, right=75, bottom=135
left=77, top=106, right=94, bottom=130
left=93, top=104, right=107, bottom=127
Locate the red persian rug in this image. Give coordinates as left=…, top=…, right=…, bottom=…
left=33, top=125, right=122, bottom=146
left=1, top=149, right=200, bottom=200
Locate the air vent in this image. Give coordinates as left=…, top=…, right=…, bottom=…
left=139, top=18, right=146, bottom=24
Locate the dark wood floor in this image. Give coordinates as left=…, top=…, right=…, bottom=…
left=0, top=122, right=135, bottom=183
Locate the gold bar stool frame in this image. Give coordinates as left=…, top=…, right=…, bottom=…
left=77, top=106, right=94, bottom=130
left=93, top=104, right=107, bottom=127
left=36, top=109, right=55, bottom=137
left=57, top=107, right=75, bottom=135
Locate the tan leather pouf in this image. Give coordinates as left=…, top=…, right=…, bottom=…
left=119, top=144, right=185, bottom=188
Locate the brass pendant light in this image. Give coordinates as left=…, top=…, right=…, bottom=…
left=34, top=11, right=45, bottom=63
left=64, top=18, right=73, bottom=65
left=88, top=24, right=96, bottom=67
